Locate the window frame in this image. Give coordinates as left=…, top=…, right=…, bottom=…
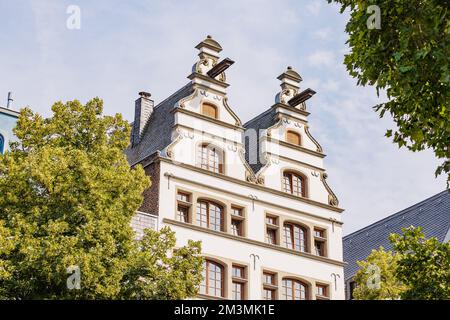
left=196, top=200, right=225, bottom=232
left=283, top=222, right=308, bottom=253
left=231, top=265, right=247, bottom=300
left=286, top=130, right=301, bottom=146
left=282, top=171, right=307, bottom=197
left=201, top=102, right=219, bottom=119
left=197, top=143, right=224, bottom=174
left=281, top=278, right=309, bottom=300
left=200, top=260, right=225, bottom=298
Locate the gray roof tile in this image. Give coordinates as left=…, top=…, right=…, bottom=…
left=343, top=190, right=450, bottom=280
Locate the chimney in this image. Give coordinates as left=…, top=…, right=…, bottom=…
left=132, top=91, right=154, bottom=146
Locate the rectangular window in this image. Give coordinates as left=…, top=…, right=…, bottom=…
left=177, top=205, right=189, bottom=223
left=266, top=216, right=277, bottom=226
left=263, top=272, right=275, bottom=285
left=316, top=284, right=329, bottom=299
left=232, top=282, right=244, bottom=300
left=315, top=241, right=325, bottom=256
left=266, top=229, right=277, bottom=245
left=314, top=228, right=325, bottom=238
left=232, top=266, right=245, bottom=279
left=263, top=288, right=275, bottom=300
left=231, top=207, right=243, bottom=217
left=231, top=219, right=243, bottom=236
left=176, top=192, right=190, bottom=203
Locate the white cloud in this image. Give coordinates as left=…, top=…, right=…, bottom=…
left=307, top=50, right=335, bottom=67
left=306, top=0, right=322, bottom=15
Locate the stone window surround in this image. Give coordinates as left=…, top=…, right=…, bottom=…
left=280, top=168, right=309, bottom=199
left=264, top=211, right=329, bottom=258
left=175, top=187, right=248, bottom=237
left=260, top=267, right=332, bottom=300
left=198, top=254, right=250, bottom=300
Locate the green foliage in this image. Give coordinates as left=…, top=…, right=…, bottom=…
left=0, top=99, right=203, bottom=299
left=390, top=227, right=450, bottom=300
left=353, top=247, right=407, bottom=300
left=121, top=227, right=204, bottom=300
left=328, top=0, right=450, bottom=183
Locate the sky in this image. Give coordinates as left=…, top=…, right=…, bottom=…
left=0, top=0, right=446, bottom=234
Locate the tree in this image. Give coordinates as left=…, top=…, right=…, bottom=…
left=121, top=227, right=203, bottom=300
left=390, top=227, right=450, bottom=300
left=0, top=99, right=203, bottom=299
left=353, top=247, right=407, bottom=300
left=328, top=0, right=450, bottom=183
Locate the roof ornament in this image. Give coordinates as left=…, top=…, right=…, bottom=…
left=275, top=66, right=302, bottom=105
left=192, top=35, right=228, bottom=82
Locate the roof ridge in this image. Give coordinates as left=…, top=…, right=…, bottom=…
left=344, top=190, right=450, bottom=240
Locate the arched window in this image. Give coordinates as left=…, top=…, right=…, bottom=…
left=286, top=130, right=301, bottom=146
left=283, top=222, right=308, bottom=252
left=0, top=134, right=4, bottom=154
left=201, top=102, right=218, bottom=119
left=282, top=278, right=309, bottom=300
left=200, top=260, right=224, bottom=297
left=197, top=143, right=224, bottom=174
left=196, top=200, right=224, bottom=231
left=282, top=171, right=306, bottom=197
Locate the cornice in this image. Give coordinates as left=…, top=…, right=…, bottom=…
left=263, top=136, right=326, bottom=159
left=156, top=156, right=344, bottom=214
left=172, top=124, right=243, bottom=147
left=272, top=103, right=310, bottom=117
left=188, top=72, right=230, bottom=88
left=265, top=152, right=325, bottom=172
left=172, top=107, right=244, bottom=131
left=164, top=218, right=346, bottom=267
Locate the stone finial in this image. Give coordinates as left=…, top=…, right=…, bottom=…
left=195, top=35, right=223, bottom=57
left=275, top=66, right=303, bottom=104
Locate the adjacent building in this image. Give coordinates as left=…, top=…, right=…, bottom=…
left=0, top=105, right=19, bottom=154
left=343, top=190, right=450, bottom=299
left=127, top=36, right=345, bottom=300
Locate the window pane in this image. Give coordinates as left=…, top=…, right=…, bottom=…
left=232, top=207, right=243, bottom=216
left=177, top=205, right=189, bottom=222
left=315, top=241, right=325, bottom=256
left=263, top=273, right=274, bottom=285
left=266, top=229, right=276, bottom=244
left=232, top=266, right=244, bottom=278
left=231, top=219, right=242, bottom=236
left=196, top=202, right=208, bottom=228
left=177, top=192, right=190, bottom=202
left=286, top=131, right=301, bottom=145
left=266, top=216, right=277, bottom=225
left=263, top=289, right=275, bottom=300
left=209, top=203, right=223, bottom=231
left=202, top=103, right=218, bottom=119
left=284, top=223, right=306, bottom=252
left=204, top=261, right=223, bottom=298
left=232, top=282, right=244, bottom=300
left=282, top=279, right=307, bottom=300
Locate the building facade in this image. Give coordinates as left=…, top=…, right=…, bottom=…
left=343, top=190, right=450, bottom=299
left=0, top=105, right=19, bottom=154
left=127, top=36, right=345, bottom=300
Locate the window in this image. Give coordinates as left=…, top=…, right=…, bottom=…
left=196, top=200, right=224, bottom=231
left=316, top=284, right=329, bottom=299
left=263, top=271, right=277, bottom=300
left=202, top=102, right=218, bottom=119
left=232, top=265, right=246, bottom=300
left=263, top=272, right=275, bottom=286
left=231, top=207, right=243, bottom=217
left=200, top=260, right=224, bottom=298
left=349, top=281, right=357, bottom=300
left=176, top=191, right=191, bottom=223
left=283, top=223, right=308, bottom=252
left=266, top=229, right=277, bottom=245
left=314, top=228, right=326, bottom=257
left=0, top=134, right=4, bottom=154
left=286, top=130, right=301, bottom=145
left=282, top=172, right=306, bottom=197
left=197, top=143, right=224, bottom=174
left=231, top=219, right=243, bottom=236
left=282, top=279, right=308, bottom=300
left=177, top=205, right=189, bottom=223
left=266, top=215, right=279, bottom=245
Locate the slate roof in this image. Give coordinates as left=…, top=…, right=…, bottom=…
left=343, top=190, right=450, bottom=280
left=125, top=84, right=194, bottom=165
left=243, top=107, right=277, bottom=174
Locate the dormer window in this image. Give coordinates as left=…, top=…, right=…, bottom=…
left=197, top=143, right=224, bottom=174
left=286, top=130, right=301, bottom=146
left=282, top=171, right=306, bottom=197
left=201, top=102, right=218, bottom=119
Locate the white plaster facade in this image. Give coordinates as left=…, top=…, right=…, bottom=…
left=129, top=36, right=345, bottom=300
